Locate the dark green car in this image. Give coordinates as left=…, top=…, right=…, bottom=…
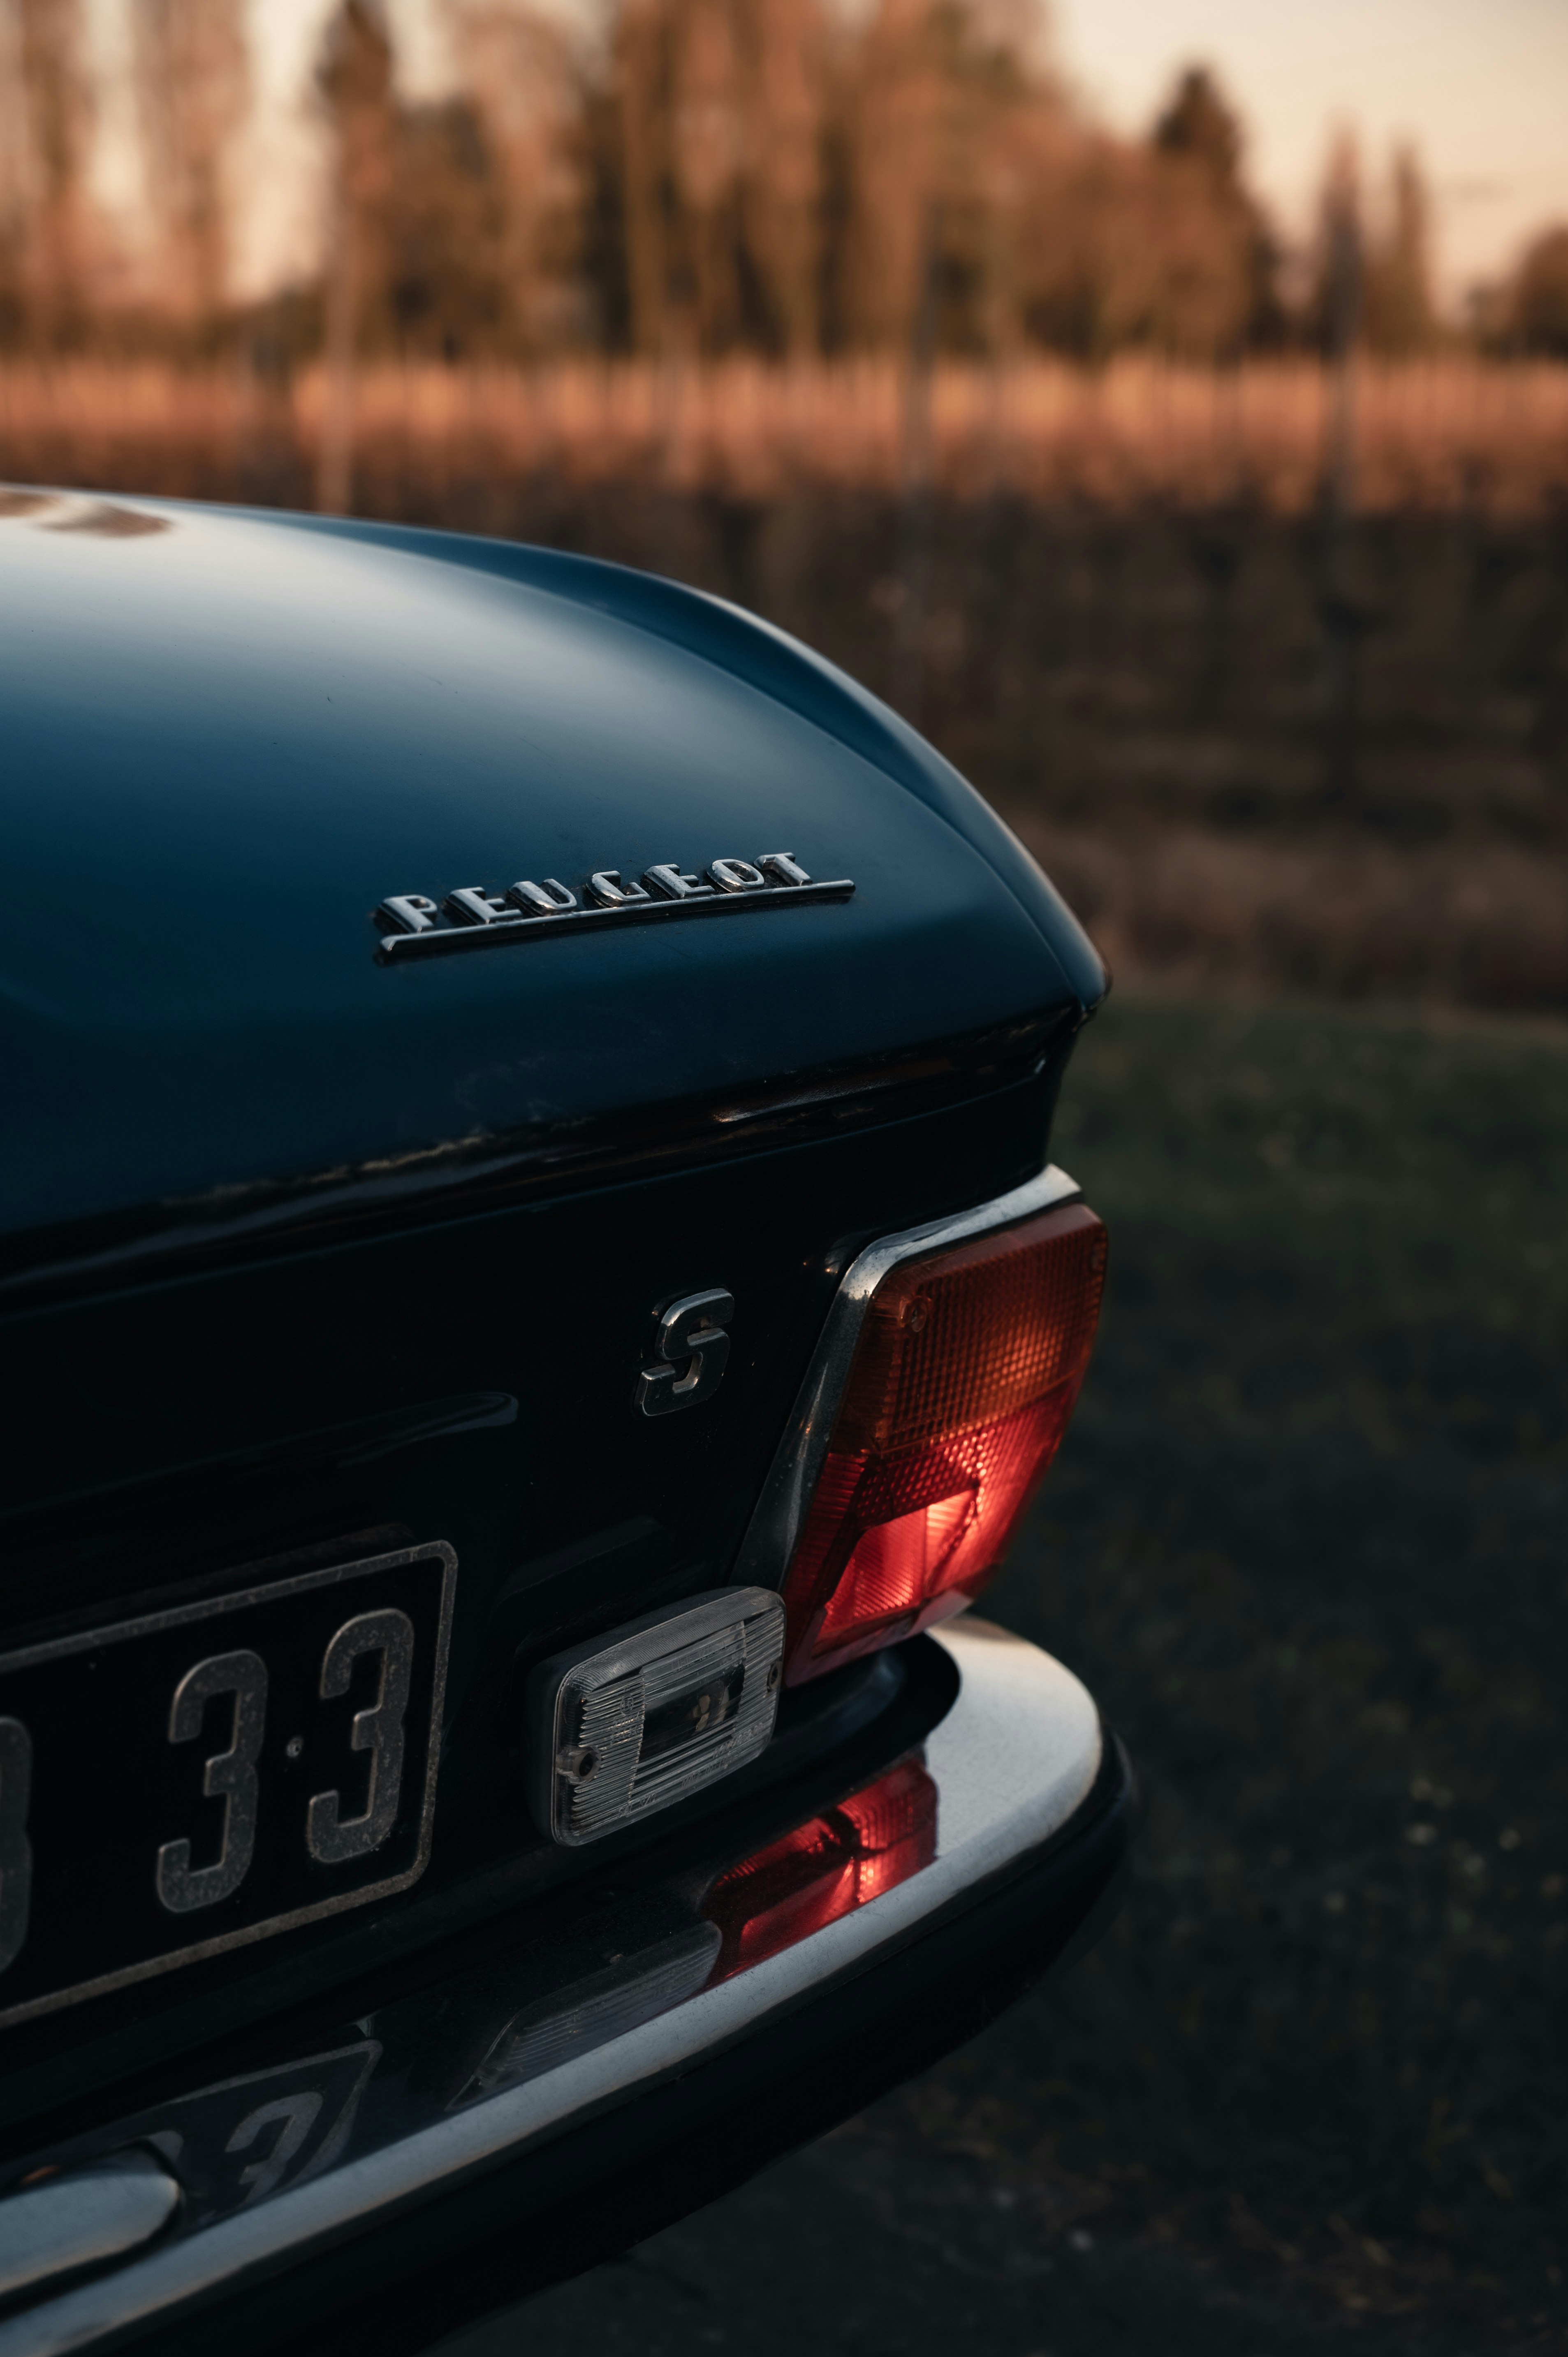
left=0, top=490, right=1133, bottom=2355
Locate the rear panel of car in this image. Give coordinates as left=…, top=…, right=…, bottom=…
left=0, top=496, right=1102, bottom=2168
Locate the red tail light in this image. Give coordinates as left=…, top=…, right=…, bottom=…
left=780, top=1201, right=1107, bottom=1684
left=706, top=1756, right=938, bottom=1981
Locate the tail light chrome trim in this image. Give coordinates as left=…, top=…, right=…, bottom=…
left=732, top=1162, right=1083, bottom=1599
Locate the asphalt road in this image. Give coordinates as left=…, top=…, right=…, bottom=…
left=435, top=2131, right=1473, bottom=2357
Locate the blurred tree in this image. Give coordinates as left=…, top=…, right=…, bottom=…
left=9, top=0, right=1488, bottom=371
left=317, top=0, right=396, bottom=338
left=1151, top=64, right=1240, bottom=187
left=312, top=0, right=582, bottom=372
left=1016, top=131, right=1160, bottom=360
left=1307, top=134, right=1442, bottom=359
left=1507, top=223, right=1568, bottom=355
left=999, top=56, right=1287, bottom=362
left=7, top=0, right=94, bottom=348
left=445, top=1, right=586, bottom=351
left=0, top=5, right=25, bottom=342
left=575, top=64, right=632, bottom=350
left=132, top=0, right=249, bottom=343
left=838, top=0, right=1046, bottom=357
left=1362, top=142, right=1439, bottom=354
left=1306, top=128, right=1363, bottom=357
left=609, top=0, right=831, bottom=357
left=1147, top=64, right=1283, bottom=353
left=315, top=0, right=396, bottom=508
left=1307, top=131, right=1366, bottom=807
left=381, top=96, right=510, bottom=357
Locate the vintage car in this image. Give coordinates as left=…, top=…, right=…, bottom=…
left=0, top=488, right=1135, bottom=2355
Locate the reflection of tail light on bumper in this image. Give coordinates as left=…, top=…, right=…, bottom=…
left=705, top=1756, right=938, bottom=1982
left=780, top=1200, right=1107, bottom=1684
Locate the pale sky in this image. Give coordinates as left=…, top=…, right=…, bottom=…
left=89, top=0, right=1568, bottom=308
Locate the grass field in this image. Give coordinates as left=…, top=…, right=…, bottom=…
left=4, top=358, right=1566, bottom=515
left=884, top=993, right=1568, bottom=2341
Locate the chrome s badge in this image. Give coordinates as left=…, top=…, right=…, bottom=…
left=637, top=1289, right=732, bottom=1419
left=373, top=852, right=854, bottom=963
left=526, top=1588, right=786, bottom=1846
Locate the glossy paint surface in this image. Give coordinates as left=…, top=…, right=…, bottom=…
left=0, top=496, right=1102, bottom=1243
left=0, top=496, right=1108, bottom=2178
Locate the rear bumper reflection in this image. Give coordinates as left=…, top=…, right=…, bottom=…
left=1, top=1622, right=1115, bottom=2353
left=707, top=1756, right=939, bottom=1983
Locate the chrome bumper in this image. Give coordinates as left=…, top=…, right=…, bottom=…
left=0, top=1621, right=1123, bottom=2357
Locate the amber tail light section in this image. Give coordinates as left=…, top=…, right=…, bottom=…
left=780, top=1202, right=1107, bottom=1685
left=705, top=1757, right=938, bottom=1982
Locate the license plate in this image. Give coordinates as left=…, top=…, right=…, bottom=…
left=0, top=1542, right=456, bottom=2029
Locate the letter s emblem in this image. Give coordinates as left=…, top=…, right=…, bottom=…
left=636, top=1290, right=734, bottom=1418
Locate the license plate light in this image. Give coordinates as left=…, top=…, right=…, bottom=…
left=526, top=1588, right=785, bottom=1846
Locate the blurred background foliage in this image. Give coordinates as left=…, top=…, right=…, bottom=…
left=0, top=0, right=1565, bottom=365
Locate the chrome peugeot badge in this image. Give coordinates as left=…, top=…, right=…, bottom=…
left=373, top=851, right=854, bottom=963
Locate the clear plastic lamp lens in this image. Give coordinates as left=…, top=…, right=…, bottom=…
left=780, top=1202, right=1107, bottom=1685
left=526, top=1589, right=786, bottom=1845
